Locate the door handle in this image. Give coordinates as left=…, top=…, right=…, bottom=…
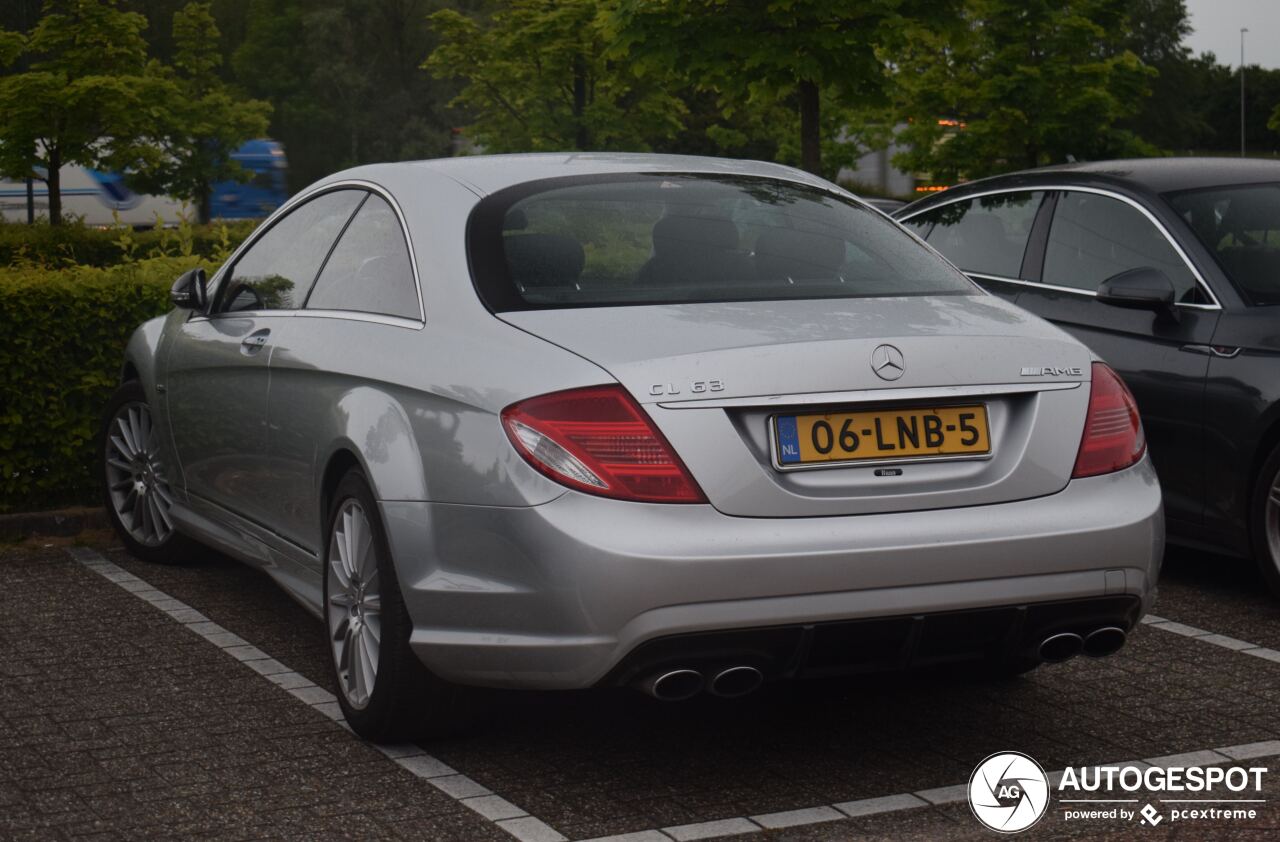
left=240, top=329, right=271, bottom=355
left=1180, top=343, right=1240, bottom=359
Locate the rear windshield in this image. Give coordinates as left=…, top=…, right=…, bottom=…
left=467, top=174, right=976, bottom=311
left=1166, top=182, right=1280, bottom=305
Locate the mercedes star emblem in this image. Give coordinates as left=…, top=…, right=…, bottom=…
left=871, top=344, right=905, bottom=381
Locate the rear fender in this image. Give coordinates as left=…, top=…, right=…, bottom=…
left=319, top=387, right=426, bottom=505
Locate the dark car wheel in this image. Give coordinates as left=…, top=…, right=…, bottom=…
left=324, top=469, right=475, bottom=742
left=1252, top=443, right=1280, bottom=597
left=100, top=380, right=201, bottom=564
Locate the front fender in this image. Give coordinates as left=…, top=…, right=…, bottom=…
left=121, top=314, right=171, bottom=392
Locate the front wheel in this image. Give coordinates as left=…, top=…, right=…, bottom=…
left=100, top=380, right=200, bottom=564
left=324, top=469, right=475, bottom=741
left=1251, top=443, right=1280, bottom=597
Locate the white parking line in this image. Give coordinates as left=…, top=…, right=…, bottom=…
left=574, top=742, right=1280, bottom=842
left=1142, top=614, right=1280, bottom=662
left=68, top=547, right=567, bottom=842
left=71, top=546, right=1280, bottom=842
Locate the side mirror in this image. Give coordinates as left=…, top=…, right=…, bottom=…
left=1096, top=267, right=1176, bottom=311
left=170, top=267, right=208, bottom=311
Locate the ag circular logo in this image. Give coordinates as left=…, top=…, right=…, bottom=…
left=968, top=751, right=1050, bottom=833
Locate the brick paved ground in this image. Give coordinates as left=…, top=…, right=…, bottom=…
left=3, top=536, right=1279, bottom=841
left=0, top=543, right=506, bottom=841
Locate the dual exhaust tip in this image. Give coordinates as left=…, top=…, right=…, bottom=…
left=1039, top=626, right=1127, bottom=663
left=639, top=665, right=763, bottom=701
left=638, top=626, right=1128, bottom=697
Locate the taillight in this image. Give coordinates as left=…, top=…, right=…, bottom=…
left=1072, top=362, right=1146, bottom=478
left=501, top=385, right=707, bottom=503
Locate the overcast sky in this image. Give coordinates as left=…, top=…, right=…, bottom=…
left=1184, top=0, right=1280, bottom=68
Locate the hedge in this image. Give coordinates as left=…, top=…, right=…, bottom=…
left=0, top=256, right=214, bottom=512
left=0, top=218, right=257, bottom=268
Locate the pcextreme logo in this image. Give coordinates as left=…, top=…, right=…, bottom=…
left=968, top=751, right=1269, bottom=833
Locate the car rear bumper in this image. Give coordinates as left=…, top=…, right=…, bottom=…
left=382, top=456, right=1163, bottom=690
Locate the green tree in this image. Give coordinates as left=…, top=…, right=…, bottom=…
left=232, top=0, right=456, bottom=191
left=1120, top=0, right=1211, bottom=152
left=0, top=0, right=155, bottom=225
left=424, top=0, right=686, bottom=153
left=606, top=0, right=944, bottom=176
left=892, top=0, right=1156, bottom=182
left=119, top=2, right=271, bottom=222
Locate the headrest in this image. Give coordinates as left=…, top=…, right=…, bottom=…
left=652, top=214, right=739, bottom=257
left=503, top=233, right=585, bottom=288
left=1222, top=190, right=1280, bottom=233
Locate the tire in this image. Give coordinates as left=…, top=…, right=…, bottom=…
left=324, top=469, right=474, bottom=741
left=99, top=380, right=201, bottom=564
left=1250, top=443, right=1280, bottom=597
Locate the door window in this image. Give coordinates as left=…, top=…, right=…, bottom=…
left=1043, top=191, right=1203, bottom=302
left=903, top=191, right=1044, bottom=278
left=217, top=190, right=364, bottom=313
left=306, top=195, right=420, bottom=319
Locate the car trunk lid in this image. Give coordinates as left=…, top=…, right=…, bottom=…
left=500, top=295, right=1093, bottom=517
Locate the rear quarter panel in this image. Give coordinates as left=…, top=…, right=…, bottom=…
left=259, top=169, right=618, bottom=550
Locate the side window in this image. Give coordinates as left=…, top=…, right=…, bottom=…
left=306, top=194, right=420, bottom=319
left=1043, top=191, right=1202, bottom=302
left=905, top=191, right=1044, bottom=278
left=218, top=190, right=364, bottom=313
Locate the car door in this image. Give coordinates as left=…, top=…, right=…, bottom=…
left=165, top=189, right=365, bottom=526
left=264, top=190, right=424, bottom=552
left=1014, top=188, right=1221, bottom=527
left=899, top=190, right=1048, bottom=303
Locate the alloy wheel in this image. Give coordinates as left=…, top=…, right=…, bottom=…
left=104, top=401, right=175, bottom=547
left=1267, top=467, right=1280, bottom=573
left=327, top=500, right=383, bottom=709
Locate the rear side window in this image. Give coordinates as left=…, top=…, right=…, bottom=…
left=1166, top=183, right=1280, bottom=305
left=307, top=195, right=420, bottom=319
left=467, top=174, right=975, bottom=311
left=218, top=190, right=363, bottom=313
left=1043, top=191, right=1203, bottom=303
left=903, top=192, right=1044, bottom=278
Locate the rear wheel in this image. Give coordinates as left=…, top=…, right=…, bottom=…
left=1250, top=443, right=1280, bottom=597
left=100, top=381, right=200, bottom=564
left=324, top=470, right=474, bottom=741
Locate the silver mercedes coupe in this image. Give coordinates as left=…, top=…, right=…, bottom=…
left=102, top=154, right=1163, bottom=741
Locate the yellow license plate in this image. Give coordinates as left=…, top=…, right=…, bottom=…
left=774, top=405, right=990, bottom=466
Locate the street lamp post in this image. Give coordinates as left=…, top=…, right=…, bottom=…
left=1241, top=27, right=1248, bottom=158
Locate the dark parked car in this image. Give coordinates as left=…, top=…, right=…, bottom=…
left=896, top=158, right=1280, bottom=593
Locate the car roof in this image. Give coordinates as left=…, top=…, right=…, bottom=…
left=334, top=152, right=836, bottom=197
left=903, top=158, right=1280, bottom=215
left=1023, top=157, right=1280, bottom=193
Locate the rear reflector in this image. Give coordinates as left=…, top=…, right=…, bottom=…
left=1072, top=362, right=1146, bottom=478
left=502, top=385, right=707, bottom=503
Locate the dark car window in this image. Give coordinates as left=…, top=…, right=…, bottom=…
left=307, top=194, right=420, bottom=320
left=1043, top=191, right=1203, bottom=303
left=218, top=190, right=364, bottom=313
left=467, top=174, right=976, bottom=311
left=902, top=191, right=1044, bottom=278
left=1166, top=183, right=1280, bottom=306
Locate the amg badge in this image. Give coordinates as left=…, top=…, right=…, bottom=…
left=1021, top=366, right=1083, bottom=377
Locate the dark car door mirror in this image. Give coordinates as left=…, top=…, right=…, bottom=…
left=170, top=267, right=208, bottom=311
left=1096, top=267, right=1176, bottom=311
